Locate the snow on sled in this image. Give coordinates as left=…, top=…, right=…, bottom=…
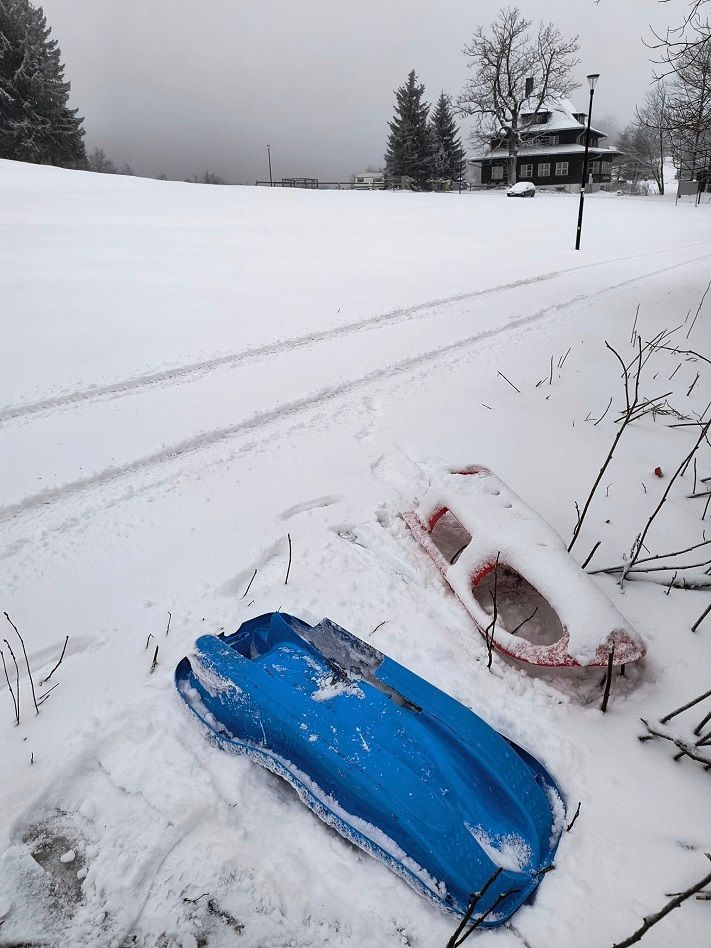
left=403, top=466, right=646, bottom=669
left=176, top=612, right=563, bottom=925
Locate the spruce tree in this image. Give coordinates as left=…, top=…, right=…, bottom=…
left=0, top=0, right=85, bottom=165
left=384, top=70, right=432, bottom=189
left=430, top=92, right=466, bottom=183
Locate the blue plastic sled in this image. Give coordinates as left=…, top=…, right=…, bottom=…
left=175, top=613, right=564, bottom=925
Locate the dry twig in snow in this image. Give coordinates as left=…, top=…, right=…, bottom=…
left=484, top=553, right=500, bottom=671
left=639, top=719, right=711, bottom=770
left=285, top=534, right=292, bottom=585
left=241, top=569, right=257, bottom=599
left=1, top=646, right=19, bottom=724
left=612, top=854, right=711, bottom=947
left=497, top=371, right=521, bottom=394
left=4, top=612, right=39, bottom=715
left=660, top=686, right=711, bottom=724
left=569, top=340, right=643, bottom=552
left=692, top=601, right=711, bottom=632
left=620, top=418, right=711, bottom=589
left=40, top=635, right=69, bottom=685
left=3, top=638, right=20, bottom=725
left=601, top=647, right=616, bottom=713
left=447, top=868, right=523, bottom=947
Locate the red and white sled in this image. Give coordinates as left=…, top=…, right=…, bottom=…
left=404, top=466, right=645, bottom=669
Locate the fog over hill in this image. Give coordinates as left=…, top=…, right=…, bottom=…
left=40, top=0, right=673, bottom=181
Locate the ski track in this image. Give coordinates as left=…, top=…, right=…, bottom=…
left=2, top=250, right=708, bottom=534
left=2, top=240, right=710, bottom=425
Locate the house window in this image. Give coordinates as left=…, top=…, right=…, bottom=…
left=537, top=162, right=551, bottom=177
left=591, top=161, right=601, bottom=174
left=555, top=161, right=569, bottom=176
left=520, top=164, right=533, bottom=178
left=547, top=135, right=559, bottom=146
left=491, top=166, right=504, bottom=180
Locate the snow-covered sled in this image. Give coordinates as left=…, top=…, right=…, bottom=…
left=176, top=612, right=563, bottom=924
left=404, top=466, right=646, bottom=669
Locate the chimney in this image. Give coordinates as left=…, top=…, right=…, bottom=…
left=525, top=76, right=534, bottom=98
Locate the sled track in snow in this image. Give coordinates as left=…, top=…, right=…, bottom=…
left=2, top=252, right=708, bottom=531
left=2, top=241, right=711, bottom=424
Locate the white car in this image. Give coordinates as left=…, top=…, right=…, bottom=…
left=507, top=181, right=536, bottom=198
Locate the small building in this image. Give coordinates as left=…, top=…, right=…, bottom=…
left=469, top=98, right=620, bottom=192
left=354, top=172, right=386, bottom=190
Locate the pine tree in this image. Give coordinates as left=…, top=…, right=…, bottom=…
left=384, top=70, right=432, bottom=189
left=0, top=0, right=85, bottom=165
left=429, top=92, right=466, bottom=183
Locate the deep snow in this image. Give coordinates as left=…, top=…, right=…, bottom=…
left=1, top=159, right=711, bottom=947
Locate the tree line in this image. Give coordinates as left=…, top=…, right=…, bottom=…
left=2, top=0, right=710, bottom=189
left=616, top=40, right=711, bottom=194
left=85, top=147, right=229, bottom=184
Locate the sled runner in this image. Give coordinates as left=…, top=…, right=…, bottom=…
left=176, top=612, right=563, bottom=924
left=404, top=465, right=645, bottom=668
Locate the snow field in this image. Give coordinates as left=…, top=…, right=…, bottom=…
left=1, top=159, right=711, bottom=946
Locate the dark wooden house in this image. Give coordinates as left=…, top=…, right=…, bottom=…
left=469, top=98, right=620, bottom=191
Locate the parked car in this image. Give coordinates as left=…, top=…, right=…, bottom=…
left=507, top=181, right=536, bottom=198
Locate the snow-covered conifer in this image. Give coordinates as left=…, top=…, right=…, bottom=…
left=0, top=0, right=85, bottom=165
left=429, top=92, right=466, bottom=183
left=384, top=70, right=432, bottom=189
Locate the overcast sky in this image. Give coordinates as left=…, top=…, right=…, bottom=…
left=41, top=0, right=680, bottom=182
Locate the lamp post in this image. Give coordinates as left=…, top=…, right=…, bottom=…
left=574, top=73, right=599, bottom=251
left=267, top=144, right=273, bottom=187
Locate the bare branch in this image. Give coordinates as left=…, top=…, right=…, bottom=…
left=692, top=601, right=711, bottom=632
left=446, top=868, right=503, bottom=948
left=242, top=569, right=258, bottom=600
left=3, top=639, right=20, bottom=726
left=639, top=719, right=711, bottom=768
left=1, top=647, right=19, bottom=724
left=285, top=534, right=292, bottom=585
left=5, top=612, right=39, bottom=715
left=601, top=647, right=616, bottom=713
left=569, top=341, right=642, bottom=552
left=624, top=419, right=711, bottom=578
left=661, top=686, right=711, bottom=724
left=40, top=636, right=69, bottom=686
left=612, top=855, right=711, bottom=947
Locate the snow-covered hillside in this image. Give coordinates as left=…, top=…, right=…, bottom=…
left=1, top=160, right=710, bottom=947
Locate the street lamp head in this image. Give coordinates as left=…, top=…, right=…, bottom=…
left=587, top=73, right=600, bottom=91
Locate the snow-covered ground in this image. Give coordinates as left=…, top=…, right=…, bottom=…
left=1, top=159, right=710, bottom=947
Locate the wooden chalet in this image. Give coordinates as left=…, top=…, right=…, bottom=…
left=469, top=97, right=620, bottom=191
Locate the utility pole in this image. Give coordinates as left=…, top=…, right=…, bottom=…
left=267, top=145, right=273, bottom=187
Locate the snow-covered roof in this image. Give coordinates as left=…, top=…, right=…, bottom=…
left=469, top=143, right=620, bottom=163
left=471, top=97, right=611, bottom=161
left=521, top=96, right=589, bottom=132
